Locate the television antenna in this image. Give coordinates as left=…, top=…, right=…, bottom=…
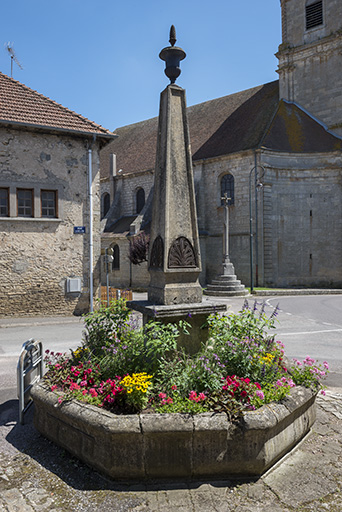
left=5, top=42, right=23, bottom=77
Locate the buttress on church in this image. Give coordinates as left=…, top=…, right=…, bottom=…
left=100, top=0, right=342, bottom=292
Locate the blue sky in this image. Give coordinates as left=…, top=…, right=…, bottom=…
left=0, top=0, right=281, bottom=132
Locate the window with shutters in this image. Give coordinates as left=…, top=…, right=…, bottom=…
left=306, top=1, right=323, bottom=30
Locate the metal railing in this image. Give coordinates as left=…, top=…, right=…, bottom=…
left=17, top=338, right=43, bottom=424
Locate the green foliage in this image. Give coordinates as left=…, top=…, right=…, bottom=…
left=290, top=357, right=329, bottom=391
left=203, top=300, right=284, bottom=385
left=44, top=299, right=328, bottom=416
left=83, top=298, right=131, bottom=355
left=154, top=396, right=208, bottom=414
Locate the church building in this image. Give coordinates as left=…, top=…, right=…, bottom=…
left=100, top=0, right=342, bottom=291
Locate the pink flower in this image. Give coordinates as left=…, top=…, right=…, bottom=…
left=198, top=393, right=206, bottom=401
left=256, top=390, right=264, bottom=400
left=189, top=391, right=198, bottom=401
left=166, top=397, right=173, bottom=404
left=171, top=385, right=177, bottom=391
left=159, top=392, right=167, bottom=400
left=323, top=361, right=329, bottom=370
left=51, top=385, right=57, bottom=392
left=320, top=389, right=326, bottom=396
left=80, top=380, right=87, bottom=387
left=89, top=388, right=98, bottom=398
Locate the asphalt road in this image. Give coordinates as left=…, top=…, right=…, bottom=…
left=0, top=317, right=85, bottom=404
left=0, top=294, right=341, bottom=405
left=266, top=294, right=342, bottom=387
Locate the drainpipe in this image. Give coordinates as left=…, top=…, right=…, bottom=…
left=88, top=136, right=96, bottom=312
left=254, top=151, right=259, bottom=288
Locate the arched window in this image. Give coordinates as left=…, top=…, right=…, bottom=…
left=101, top=193, right=110, bottom=219
left=136, top=188, right=145, bottom=214
left=112, top=244, right=120, bottom=271
left=306, top=0, right=323, bottom=30
left=220, top=174, right=234, bottom=206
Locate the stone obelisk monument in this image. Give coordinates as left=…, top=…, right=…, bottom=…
left=128, top=26, right=226, bottom=353
left=148, top=26, right=202, bottom=305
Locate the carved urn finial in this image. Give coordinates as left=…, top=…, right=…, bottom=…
left=159, top=25, right=186, bottom=84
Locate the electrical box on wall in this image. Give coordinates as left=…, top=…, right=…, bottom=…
left=66, top=277, right=82, bottom=293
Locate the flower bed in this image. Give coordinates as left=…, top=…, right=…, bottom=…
left=31, top=381, right=316, bottom=480
left=41, top=299, right=328, bottom=418
left=31, top=299, right=328, bottom=479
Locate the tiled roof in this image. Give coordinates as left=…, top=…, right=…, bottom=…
left=103, top=215, right=151, bottom=236
left=100, top=81, right=279, bottom=178
left=0, top=72, right=115, bottom=138
left=103, top=215, right=137, bottom=235
left=261, top=100, right=342, bottom=152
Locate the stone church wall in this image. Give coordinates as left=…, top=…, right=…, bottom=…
left=119, top=171, right=154, bottom=217
left=194, top=151, right=259, bottom=288
left=101, top=236, right=150, bottom=291
left=278, top=0, right=342, bottom=134
left=262, top=150, right=342, bottom=288
left=0, top=127, right=102, bottom=316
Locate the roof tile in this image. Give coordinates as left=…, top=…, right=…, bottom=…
left=0, top=72, right=114, bottom=137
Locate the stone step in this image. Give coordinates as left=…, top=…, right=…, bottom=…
left=204, top=288, right=249, bottom=297
left=206, top=284, right=246, bottom=292
left=211, top=278, right=240, bottom=287
left=211, top=275, right=238, bottom=283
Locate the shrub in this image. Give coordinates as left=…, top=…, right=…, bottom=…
left=43, top=299, right=328, bottom=417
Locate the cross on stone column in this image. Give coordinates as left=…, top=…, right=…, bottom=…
left=221, top=192, right=232, bottom=274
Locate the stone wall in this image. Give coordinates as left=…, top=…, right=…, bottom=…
left=278, top=0, right=342, bottom=134
left=101, top=236, right=150, bottom=290
left=262, top=150, right=342, bottom=288
left=120, top=171, right=154, bottom=217
left=0, top=127, right=102, bottom=316
left=101, top=146, right=342, bottom=291
left=194, top=151, right=257, bottom=287
left=32, top=381, right=317, bottom=480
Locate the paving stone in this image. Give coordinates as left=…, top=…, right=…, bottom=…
left=0, top=488, right=35, bottom=512
left=247, top=482, right=264, bottom=500
left=263, top=449, right=339, bottom=508
left=164, top=488, right=192, bottom=508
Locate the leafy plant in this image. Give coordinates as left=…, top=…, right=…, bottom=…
left=43, top=299, right=328, bottom=417
left=290, top=357, right=329, bottom=391
left=129, top=232, right=150, bottom=265
left=83, top=298, right=132, bottom=355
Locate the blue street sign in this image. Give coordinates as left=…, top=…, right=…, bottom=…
left=74, top=226, right=86, bottom=234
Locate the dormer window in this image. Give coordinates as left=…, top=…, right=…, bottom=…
left=306, top=1, right=323, bottom=30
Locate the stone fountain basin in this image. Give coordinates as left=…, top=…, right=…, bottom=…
left=31, top=382, right=316, bottom=481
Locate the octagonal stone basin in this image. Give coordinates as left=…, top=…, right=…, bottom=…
left=31, top=382, right=316, bottom=481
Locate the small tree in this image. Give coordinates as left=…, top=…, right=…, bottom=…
left=129, top=232, right=150, bottom=265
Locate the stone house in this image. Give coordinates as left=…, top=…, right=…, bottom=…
left=101, top=0, right=342, bottom=291
left=0, top=72, right=115, bottom=316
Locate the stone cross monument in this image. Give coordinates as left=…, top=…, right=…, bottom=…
left=204, top=193, right=248, bottom=297
left=128, top=26, right=226, bottom=353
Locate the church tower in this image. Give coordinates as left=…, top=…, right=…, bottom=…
left=277, top=0, right=342, bottom=135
